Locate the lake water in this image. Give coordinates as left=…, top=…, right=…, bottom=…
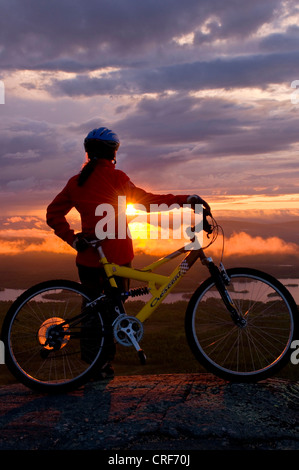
left=1, top=279, right=298, bottom=304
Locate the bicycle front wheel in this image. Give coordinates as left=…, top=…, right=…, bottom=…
left=2, top=280, right=108, bottom=393
left=185, top=268, right=298, bottom=382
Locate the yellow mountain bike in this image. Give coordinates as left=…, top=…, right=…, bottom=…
left=1, top=211, right=298, bottom=393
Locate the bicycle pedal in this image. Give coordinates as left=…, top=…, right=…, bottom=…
left=138, top=349, right=146, bottom=365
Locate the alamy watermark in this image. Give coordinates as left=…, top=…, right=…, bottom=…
left=94, top=197, right=204, bottom=249
left=290, top=340, right=299, bottom=365
left=0, top=80, right=4, bottom=104
left=0, top=341, right=4, bottom=364
left=291, top=80, right=299, bottom=104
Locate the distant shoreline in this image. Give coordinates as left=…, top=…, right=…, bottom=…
left=1, top=276, right=299, bottom=292
left=0, top=277, right=299, bottom=304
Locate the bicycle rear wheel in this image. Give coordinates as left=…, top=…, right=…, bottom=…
left=2, top=280, right=109, bottom=393
left=185, top=268, right=298, bottom=382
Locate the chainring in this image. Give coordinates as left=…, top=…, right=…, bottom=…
left=113, top=315, right=143, bottom=347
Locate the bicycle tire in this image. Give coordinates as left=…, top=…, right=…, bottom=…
left=1, top=280, right=109, bottom=393
left=185, top=268, right=298, bottom=382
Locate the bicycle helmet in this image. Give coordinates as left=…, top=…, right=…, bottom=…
left=84, top=127, right=120, bottom=151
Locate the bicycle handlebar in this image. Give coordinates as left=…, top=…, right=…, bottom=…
left=75, top=207, right=215, bottom=251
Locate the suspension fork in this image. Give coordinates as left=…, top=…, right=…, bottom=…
left=199, top=250, right=246, bottom=327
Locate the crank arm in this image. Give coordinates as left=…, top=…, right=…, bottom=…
left=122, top=328, right=142, bottom=352
left=124, top=330, right=147, bottom=364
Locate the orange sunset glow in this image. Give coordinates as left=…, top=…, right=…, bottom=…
left=1, top=196, right=299, bottom=260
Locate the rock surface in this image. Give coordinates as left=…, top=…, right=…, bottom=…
left=0, top=373, right=298, bottom=451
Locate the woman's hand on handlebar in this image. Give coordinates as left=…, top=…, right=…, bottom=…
left=187, top=194, right=212, bottom=216
left=72, top=233, right=90, bottom=252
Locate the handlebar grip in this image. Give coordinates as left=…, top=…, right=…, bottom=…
left=190, top=209, right=213, bottom=235
left=187, top=195, right=212, bottom=216
left=203, top=209, right=213, bottom=234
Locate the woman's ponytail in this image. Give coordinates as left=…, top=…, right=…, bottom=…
left=78, top=158, right=98, bottom=186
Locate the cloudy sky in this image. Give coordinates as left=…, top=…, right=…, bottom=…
left=1, top=0, right=299, bottom=229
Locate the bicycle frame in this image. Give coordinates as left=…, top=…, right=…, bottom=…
left=93, top=221, right=246, bottom=329
left=96, top=238, right=209, bottom=323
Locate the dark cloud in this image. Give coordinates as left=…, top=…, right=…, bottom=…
left=194, top=2, right=282, bottom=43
left=0, top=117, right=82, bottom=196
left=0, top=0, right=283, bottom=70
left=114, top=92, right=299, bottom=153
left=259, top=25, right=299, bottom=53
left=50, top=50, right=299, bottom=98
left=116, top=94, right=246, bottom=145
left=100, top=89, right=299, bottom=199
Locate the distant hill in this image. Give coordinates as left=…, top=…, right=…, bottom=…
left=0, top=246, right=298, bottom=291
left=218, top=218, right=299, bottom=245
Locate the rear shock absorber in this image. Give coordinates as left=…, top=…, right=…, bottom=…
left=122, top=287, right=150, bottom=298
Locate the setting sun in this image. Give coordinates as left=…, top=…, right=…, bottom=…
left=126, top=204, right=137, bottom=215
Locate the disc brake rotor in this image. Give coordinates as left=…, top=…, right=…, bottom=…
left=38, top=317, right=70, bottom=350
